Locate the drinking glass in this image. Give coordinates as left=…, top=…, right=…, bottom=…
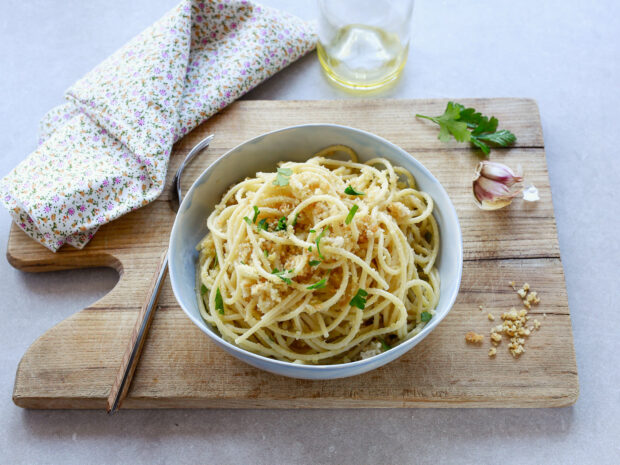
left=317, top=0, right=414, bottom=90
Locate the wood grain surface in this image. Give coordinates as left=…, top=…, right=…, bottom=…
left=9, top=99, right=579, bottom=409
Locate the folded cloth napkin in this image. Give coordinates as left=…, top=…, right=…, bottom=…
left=1, top=0, right=315, bottom=252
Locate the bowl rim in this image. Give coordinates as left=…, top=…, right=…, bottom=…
left=169, top=123, right=463, bottom=372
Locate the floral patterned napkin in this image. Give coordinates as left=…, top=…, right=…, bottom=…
left=0, top=0, right=315, bottom=251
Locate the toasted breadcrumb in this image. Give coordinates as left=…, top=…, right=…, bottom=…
left=465, top=331, right=484, bottom=344
left=476, top=283, right=543, bottom=359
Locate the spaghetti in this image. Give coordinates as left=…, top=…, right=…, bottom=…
left=196, top=146, right=439, bottom=364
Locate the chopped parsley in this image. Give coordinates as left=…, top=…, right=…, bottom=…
left=315, top=226, right=330, bottom=260
left=275, top=216, right=287, bottom=231
left=349, top=289, right=368, bottom=309
left=257, top=218, right=269, bottom=232
left=308, top=246, right=313, bottom=252
left=215, top=288, right=224, bottom=314
left=263, top=249, right=269, bottom=258
left=252, top=206, right=260, bottom=224
left=243, top=216, right=251, bottom=225
left=309, top=229, right=316, bottom=233
left=273, top=167, right=293, bottom=186
left=420, top=311, right=432, bottom=322
left=345, top=185, right=365, bottom=196
left=345, top=204, right=359, bottom=225
left=272, top=268, right=292, bottom=285
left=292, top=212, right=300, bottom=227
left=306, top=277, right=327, bottom=290
left=200, top=284, right=208, bottom=296
left=379, top=337, right=391, bottom=351
left=309, top=260, right=321, bottom=267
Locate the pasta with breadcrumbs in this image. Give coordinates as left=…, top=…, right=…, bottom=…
left=196, top=145, right=439, bottom=364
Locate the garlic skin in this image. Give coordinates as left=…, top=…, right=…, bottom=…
left=473, top=161, right=524, bottom=210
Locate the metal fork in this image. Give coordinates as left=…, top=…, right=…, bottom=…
left=107, top=134, right=214, bottom=413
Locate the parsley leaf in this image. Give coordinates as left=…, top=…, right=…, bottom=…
left=200, top=284, right=208, bottom=296
left=292, top=212, right=299, bottom=227
left=275, top=216, right=287, bottom=231
left=417, top=101, right=470, bottom=143
left=349, top=289, right=368, bottom=309
left=306, top=278, right=327, bottom=290
left=257, top=218, right=269, bottom=232
left=345, top=204, right=359, bottom=225
left=273, top=167, right=293, bottom=186
left=263, top=249, right=269, bottom=258
left=379, top=337, right=391, bottom=351
left=315, top=226, right=330, bottom=259
left=309, top=260, right=321, bottom=267
left=243, top=216, right=251, bottom=225
left=272, top=268, right=292, bottom=285
left=344, top=185, right=365, bottom=196
left=252, top=206, right=260, bottom=224
left=215, top=288, right=224, bottom=314
left=416, top=101, right=517, bottom=156
left=420, top=311, right=432, bottom=322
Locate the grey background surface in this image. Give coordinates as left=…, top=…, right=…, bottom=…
left=1, top=0, right=619, bottom=463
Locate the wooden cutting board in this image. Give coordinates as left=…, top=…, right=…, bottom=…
left=9, top=99, right=579, bottom=409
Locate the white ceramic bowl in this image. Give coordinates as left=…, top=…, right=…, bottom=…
left=169, top=124, right=463, bottom=380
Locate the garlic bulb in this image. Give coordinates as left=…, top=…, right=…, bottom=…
left=472, top=161, right=524, bottom=210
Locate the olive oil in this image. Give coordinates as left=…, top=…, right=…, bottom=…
left=317, top=24, right=408, bottom=90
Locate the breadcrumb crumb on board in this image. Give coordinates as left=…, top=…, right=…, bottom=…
left=465, top=331, right=484, bottom=344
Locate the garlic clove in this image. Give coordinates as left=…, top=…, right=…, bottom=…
left=476, top=161, right=523, bottom=187
left=522, top=185, right=540, bottom=202
left=473, top=161, right=524, bottom=210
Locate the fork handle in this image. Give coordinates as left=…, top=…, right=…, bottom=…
left=107, top=249, right=169, bottom=412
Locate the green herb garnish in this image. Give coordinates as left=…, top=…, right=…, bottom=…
left=252, top=206, right=260, bottom=224
left=420, top=311, right=432, bottom=322
left=273, top=167, right=293, bottom=186
left=308, top=246, right=312, bottom=252
left=263, top=249, right=269, bottom=258
left=416, top=102, right=517, bottom=156
left=309, top=260, right=321, bottom=267
left=345, top=204, right=359, bottom=225
left=306, top=277, right=327, bottom=290
left=292, top=212, right=299, bottom=227
left=349, top=289, right=368, bottom=309
left=272, top=268, right=292, bottom=284
left=379, top=338, right=391, bottom=351
left=275, top=216, right=287, bottom=231
left=315, top=226, right=330, bottom=260
left=200, top=284, right=208, bottom=296
left=215, top=288, right=224, bottom=314
left=257, top=218, right=269, bottom=232
left=243, top=216, right=251, bottom=225
left=344, top=186, right=365, bottom=196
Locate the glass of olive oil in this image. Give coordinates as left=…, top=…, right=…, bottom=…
left=317, top=0, right=414, bottom=91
